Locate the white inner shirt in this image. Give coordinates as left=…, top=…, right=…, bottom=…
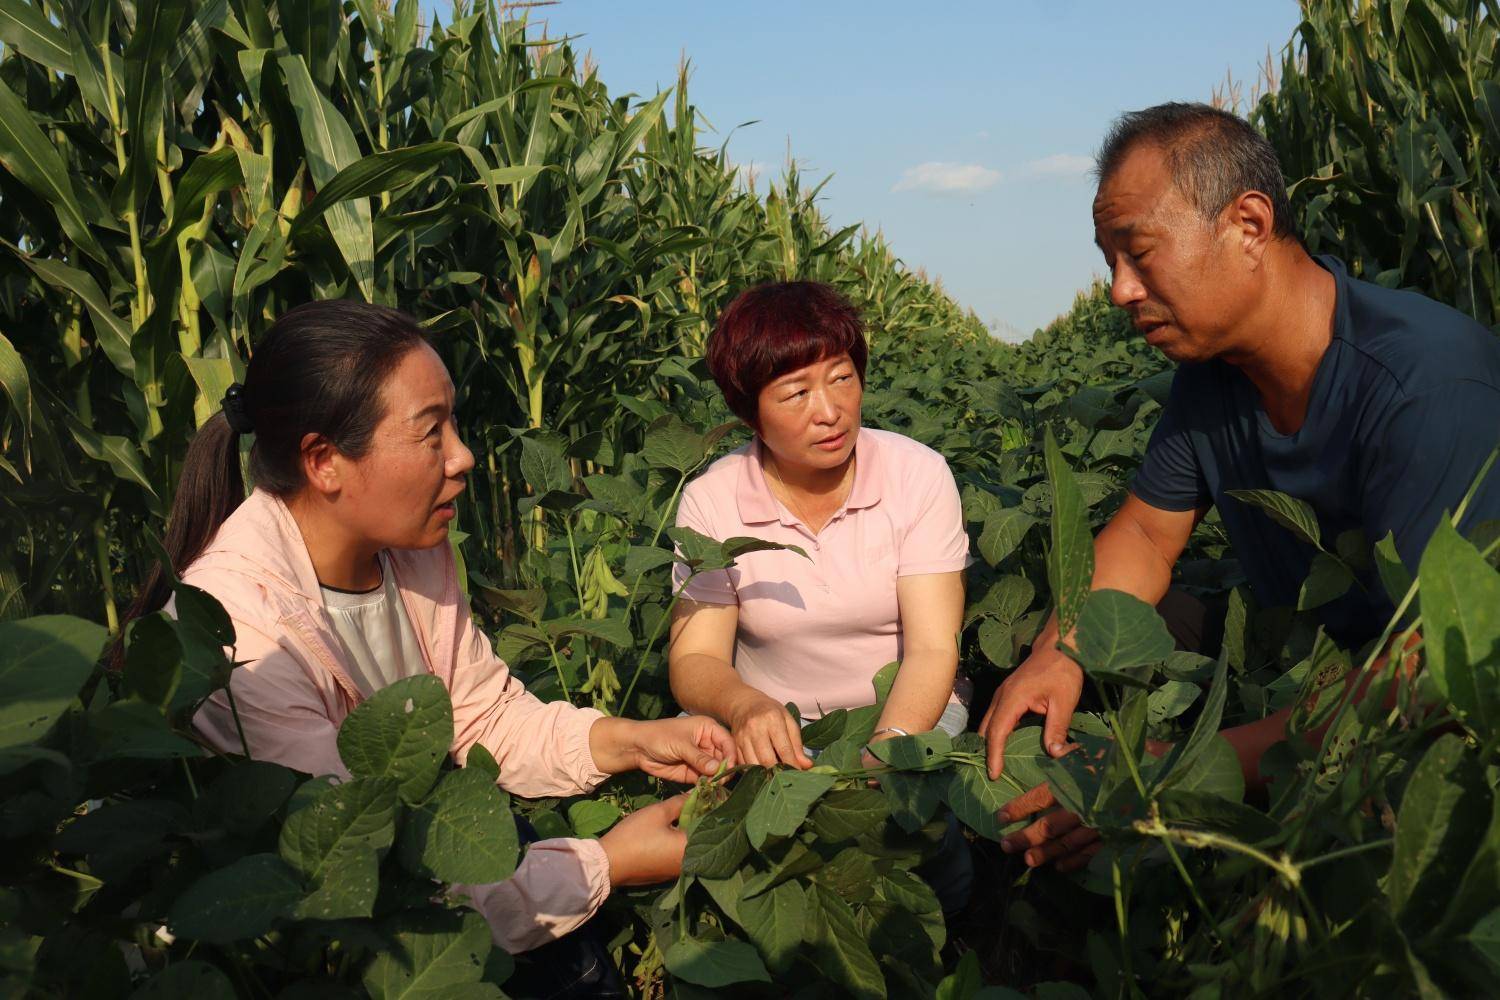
left=319, top=551, right=426, bottom=698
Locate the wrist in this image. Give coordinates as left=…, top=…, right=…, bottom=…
left=588, top=717, right=643, bottom=775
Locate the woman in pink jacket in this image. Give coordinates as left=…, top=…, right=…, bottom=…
left=127, top=301, right=733, bottom=971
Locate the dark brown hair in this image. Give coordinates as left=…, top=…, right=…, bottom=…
left=706, top=281, right=868, bottom=427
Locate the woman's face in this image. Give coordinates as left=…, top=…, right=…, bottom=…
left=754, top=353, right=862, bottom=472
left=335, top=343, right=475, bottom=551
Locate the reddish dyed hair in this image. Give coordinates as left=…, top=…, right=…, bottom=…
left=705, top=281, right=868, bottom=426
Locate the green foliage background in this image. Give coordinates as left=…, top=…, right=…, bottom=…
left=1, top=0, right=1499, bottom=997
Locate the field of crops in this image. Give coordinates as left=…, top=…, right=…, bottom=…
left=1, top=0, right=1498, bottom=997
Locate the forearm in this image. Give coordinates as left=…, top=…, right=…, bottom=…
left=876, top=648, right=959, bottom=735
left=669, top=652, right=764, bottom=724
left=1035, top=513, right=1180, bottom=652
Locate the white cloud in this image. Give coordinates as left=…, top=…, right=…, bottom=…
left=1021, top=153, right=1094, bottom=179
left=891, top=161, right=1002, bottom=195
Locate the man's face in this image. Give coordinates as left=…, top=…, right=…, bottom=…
left=1092, top=144, right=1245, bottom=364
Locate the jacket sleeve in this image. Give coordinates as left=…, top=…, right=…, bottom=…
left=445, top=592, right=611, bottom=798
left=457, top=838, right=612, bottom=953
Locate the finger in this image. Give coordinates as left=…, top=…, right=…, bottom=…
left=752, top=730, right=781, bottom=770
left=1056, top=840, right=1103, bottom=874
left=737, top=734, right=763, bottom=769
left=1042, top=700, right=1076, bottom=758
left=702, top=723, right=737, bottom=766
left=784, top=716, right=813, bottom=769
left=996, top=781, right=1056, bottom=825
left=1027, top=823, right=1097, bottom=868
left=984, top=699, right=1029, bottom=780
left=1002, top=808, right=1081, bottom=854
left=656, top=794, right=687, bottom=822
left=766, top=721, right=802, bottom=770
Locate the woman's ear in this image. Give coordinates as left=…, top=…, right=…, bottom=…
left=299, top=432, right=341, bottom=498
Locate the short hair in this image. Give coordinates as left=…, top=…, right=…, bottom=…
left=706, top=281, right=868, bottom=427
left=1096, top=102, right=1296, bottom=240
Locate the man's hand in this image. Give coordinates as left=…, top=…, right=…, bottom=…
left=979, top=646, right=1084, bottom=779
left=728, top=692, right=813, bottom=769
left=997, top=783, right=1100, bottom=872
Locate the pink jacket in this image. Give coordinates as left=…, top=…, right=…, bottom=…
left=181, top=489, right=612, bottom=952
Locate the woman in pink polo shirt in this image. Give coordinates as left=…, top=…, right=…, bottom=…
left=122, top=301, right=733, bottom=977
left=669, top=281, right=971, bottom=770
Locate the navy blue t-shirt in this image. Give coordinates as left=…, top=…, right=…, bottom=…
left=1131, top=256, right=1500, bottom=647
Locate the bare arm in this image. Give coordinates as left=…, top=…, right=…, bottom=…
left=668, top=599, right=811, bottom=768
left=981, top=494, right=1205, bottom=777
left=875, top=571, right=965, bottom=737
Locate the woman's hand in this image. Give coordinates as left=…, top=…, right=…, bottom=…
left=589, top=716, right=735, bottom=783
left=997, top=783, right=1101, bottom=872
left=727, top=692, right=813, bottom=769
left=599, top=794, right=689, bottom=887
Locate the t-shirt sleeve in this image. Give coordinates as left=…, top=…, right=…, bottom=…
left=897, top=455, right=972, bottom=576
left=1130, top=371, right=1211, bottom=512
left=671, top=488, right=738, bottom=605
left=1360, top=381, right=1500, bottom=574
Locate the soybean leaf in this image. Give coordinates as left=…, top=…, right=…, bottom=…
left=881, top=770, right=943, bottom=833
left=1298, top=552, right=1354, bottom=610
left=641, top=417, right=708, bottom=473
left=362, top=909, right=499, bottom=1000
left=1147, top=680, right=1201, bottom=725
left=1418, top=519, right=1500, bottom=742
left=809, top=788, right=889, bottom=842
left=1389, top=734, right=1492, bottom=931
left=966, top=575, right=1035, bottom=628
left=808, top=883, right=887, bottom=1000
left=1044, top=427, right=1094, bottom=636
left=399, top=768, right=518, bottom=884
left=0, top=615, right=108, bottom=749
left=279, top=777, right=398, bottom=917
left=567, top=798, right=620, bottom=838
left=336, top=675, right=453, bottom=803
left=800, top=708, right=850, bottom=749
left=740, top=839, right=823, bottom=899
left=82, top=700, right=204, bottom=760
left=738, top=879, right=805, bottom=973
left=1068, top=589, right=1174, bottom=675
left=664, top=937, right=770, bottom=989
left=1375, top=530, right=1414, bottom=604
left=745, top=769, right=837, bottom=849
left=168, top=853, right=303, bottom=944
left=978, top=508, right=1037, bottom=567
left=519, top=435, right=573, bottom=495
left=1155, top=652, right=1231, bottom=794
left=869, top=730, right=953, bottom=772
left=1226, top=489, right=1323, bottom=549
left=195, top=761, right=297, bottom=837
left=131, top=962, right=236, bottom=1000
left=682, top=769, right=765, bottom=877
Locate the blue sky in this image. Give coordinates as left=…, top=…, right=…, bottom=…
left=428, top=1, right=1303, bottom=339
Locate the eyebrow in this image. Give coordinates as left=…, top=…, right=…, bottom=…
left=409, top=402, right=449, bottom=424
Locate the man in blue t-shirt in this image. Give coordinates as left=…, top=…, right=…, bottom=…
left=980, top=102, right=1500, bottom=872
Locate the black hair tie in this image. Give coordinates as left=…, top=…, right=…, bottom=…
left=221, top=383, right=255, bottom=435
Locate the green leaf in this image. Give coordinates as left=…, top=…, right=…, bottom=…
left=1418, top=518, right=1500, bottom=741
left=291, top=141, right=461, bottom=241
left=279, top=773, right=399, bottom=881
left=279, top=54, right=375, bottom=300
left=0, top=615, right=108, bottom=748
left=1389, top=734, right=1491, bottom=930
left=1044, top=427, right=1094, bottom=636
left=869, top=730, right=953, bottom=772
left=0, top=2, right=73, bottom=73
left=12, top=252, right=135, bottom=379
left=567, top=798, right=620, bottom=838
left=399, top=767, right=518, bottom=884
left=168, top=853, right=303, bottom=944
left=1226, top=489, right=1323, bottom=549
left=0, top=329, right=32, bottom=467
left=196, top=761, right=297, bottom=836
left=978, top=508, right=1037, bottom=567
left=0, top=77, right=109, bottom=265
left=66, top=419, right=161, bottom=501
left=1147, top=680, right=1200, bottom=724
left=641, top=417, right=708, bottom=473
left=808, top=882, right=887, bottom=1000
left=362, top=910, right=499, bottom=1000
left=1069, top=589, right=1174, bottom=675
left=122, top=614, right=183, bottom=710
left=664, top=937, right=771, bottom=989
left=745, top=769, right=837, bottom=849
left=336, top=675, right=453, bottom=803
left=737, top=879, right=805, bottom=972
left=682, top=770, right=765, bottom=877
left=880, top=769, right=943, bottom=833
left=1375, top=530, right=1414, bottom=604
left=519, top=435, right=573, bottom=495
left=808, top=788, right=889, bottom=841
left=83, top=699, right=204, bottom=760
left=1156, top=653, right=1231, bottom=794
left=130, top=961, right=236, bottom=1000
left=1297, top=552, right=1354, bottom=610
left=117, top=0, right=190, bottom=215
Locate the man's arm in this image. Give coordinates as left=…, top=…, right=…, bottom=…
left=981, top=494, right=1204, bottom=778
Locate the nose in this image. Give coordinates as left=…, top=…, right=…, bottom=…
left=446, top=428, right=476, bottom=479
left=811, top=387, right=839, bottom=425
left=1109, top=259, right=1148, bottom=309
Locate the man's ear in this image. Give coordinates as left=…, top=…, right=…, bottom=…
left=300, top=432, right=341, bottom=498
left=1227, top=189, right=1275, bottom=268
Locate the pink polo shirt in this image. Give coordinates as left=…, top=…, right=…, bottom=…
left=672, top=427, right=970, bottom=718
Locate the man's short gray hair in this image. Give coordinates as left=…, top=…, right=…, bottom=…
left=1097, top=102, right=1296, bottom=240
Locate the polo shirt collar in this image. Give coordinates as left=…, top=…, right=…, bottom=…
left=736, top=427, right=882, bottom=526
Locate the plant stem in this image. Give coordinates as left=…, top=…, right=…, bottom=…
left=1298, top=838, right=1393, bottom=871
